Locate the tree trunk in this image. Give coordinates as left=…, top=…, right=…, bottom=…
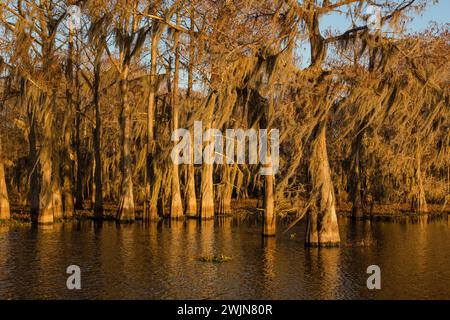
left=50, top=87, right=63, bottom=221
left=350, top=129, right=365, bottom=220
left=149, top=168, right=162, bottom=220
left=62, top=131, right=74, bottom=218
left=185, top=13, right=197, bottom=218
left=263, top=164, right=276, bottom=236
left=74, top=67, right=84, bottom=210
left=93, top=54, right=104, bottom=218
left=305, top=122, right=340, bottom=247
left=52, top=156, right=63, bottom=221
left=170, top=164, right=183, bottom=219
left=185, top=159, right=197, bottom=217
left=0, top=136, right=10, bottom=220
left=187, top=4, right=195, bottom=98
left=412, top=148, right=428, bottom=214
left=200, top=161, right=214, bottom=219
left=261, top=97, right=276, bottom=236
left=218, top=164, right=234, bottom=215
left=62, top=26, right=75, bottom=219
left=200, top=96, right=216, bottom=220
left=28, top=106, right=40, bottom=221
left=38, top=104, right=54, bottom=224
left=170, top=13, right=184, bottom=219
left=116, top=66, right=135, bottom=222
left=144, top=31, right=158, bottom=221
left=302, top=2, right=339, bottom=246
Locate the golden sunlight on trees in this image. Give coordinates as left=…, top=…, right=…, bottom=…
left=0, top=0, right=448, bottom=247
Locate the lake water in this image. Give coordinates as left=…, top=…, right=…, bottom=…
left=0, top=215, right=449, bottom=299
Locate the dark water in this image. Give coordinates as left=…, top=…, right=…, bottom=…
left=0, top=215, right=449, bottom=299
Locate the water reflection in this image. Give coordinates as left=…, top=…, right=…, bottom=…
left=0, top=215, right=449, bottom=299
left=0, top=225, right=12, bottom=299
left=261, top=237, right=276, bottom=299
left=304, top=247, right=340, bottom=299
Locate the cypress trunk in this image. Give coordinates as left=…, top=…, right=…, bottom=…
left=200, top=162, right=214, bottom=219
left=149, top=168, right=162, bottom=220
left=170, top=14, right=184, bottom=219
left=116, top=66, right=135, bottom=222
left=263, top=165, right=276, bottom=236
left=74, top=69, right=84, bottom=210
left=62, top=133, right=75, bottom=219
left=412, top=148, right=428, bottom=213
left=38, top=123, right=54, bottom=224
left=145, top=32, right=158, bottom=221
left=51, top=88, right=63, bottom=221
left=185, top=160, right=198, bottom=217
left=0, top=136, right=10, bottom=220
left=262, top=99, right=275, bottom=236
left=185, top=14, right=197, bottom=218
left=218, top=164, right=234, bottom=216
left=52, top=159, right=63, bottom=221
left=93, top=54, right=104, bottom=218
left=200, top=95, right=216, bottom=220
left=350, top=130, right=365, bottom=220
left=305, top=122, right=340, bottom=246
left=28, top=106, right=40, bottom=221
left=62, top=26, right=75, bottom=219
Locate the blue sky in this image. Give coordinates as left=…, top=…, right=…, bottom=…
left=320, top=0, right=449, bottom=34
left=408, top=0, right=449, bottom=31
left=288, top=1, right=450, bottom=69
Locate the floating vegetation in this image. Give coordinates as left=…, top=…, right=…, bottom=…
left=199, top=254, right=233, bottom=263
left=0, top=218, right=32, bottom=228
left=344, top=239, right=377, bottom=248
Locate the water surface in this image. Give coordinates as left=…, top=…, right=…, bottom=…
left=0, top=216, right=449, bottom=299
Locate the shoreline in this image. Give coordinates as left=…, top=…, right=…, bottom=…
left=1, top=199, right=448, bottom=227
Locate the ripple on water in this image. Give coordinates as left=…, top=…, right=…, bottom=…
left=0, top=216, right=449, bottom=299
